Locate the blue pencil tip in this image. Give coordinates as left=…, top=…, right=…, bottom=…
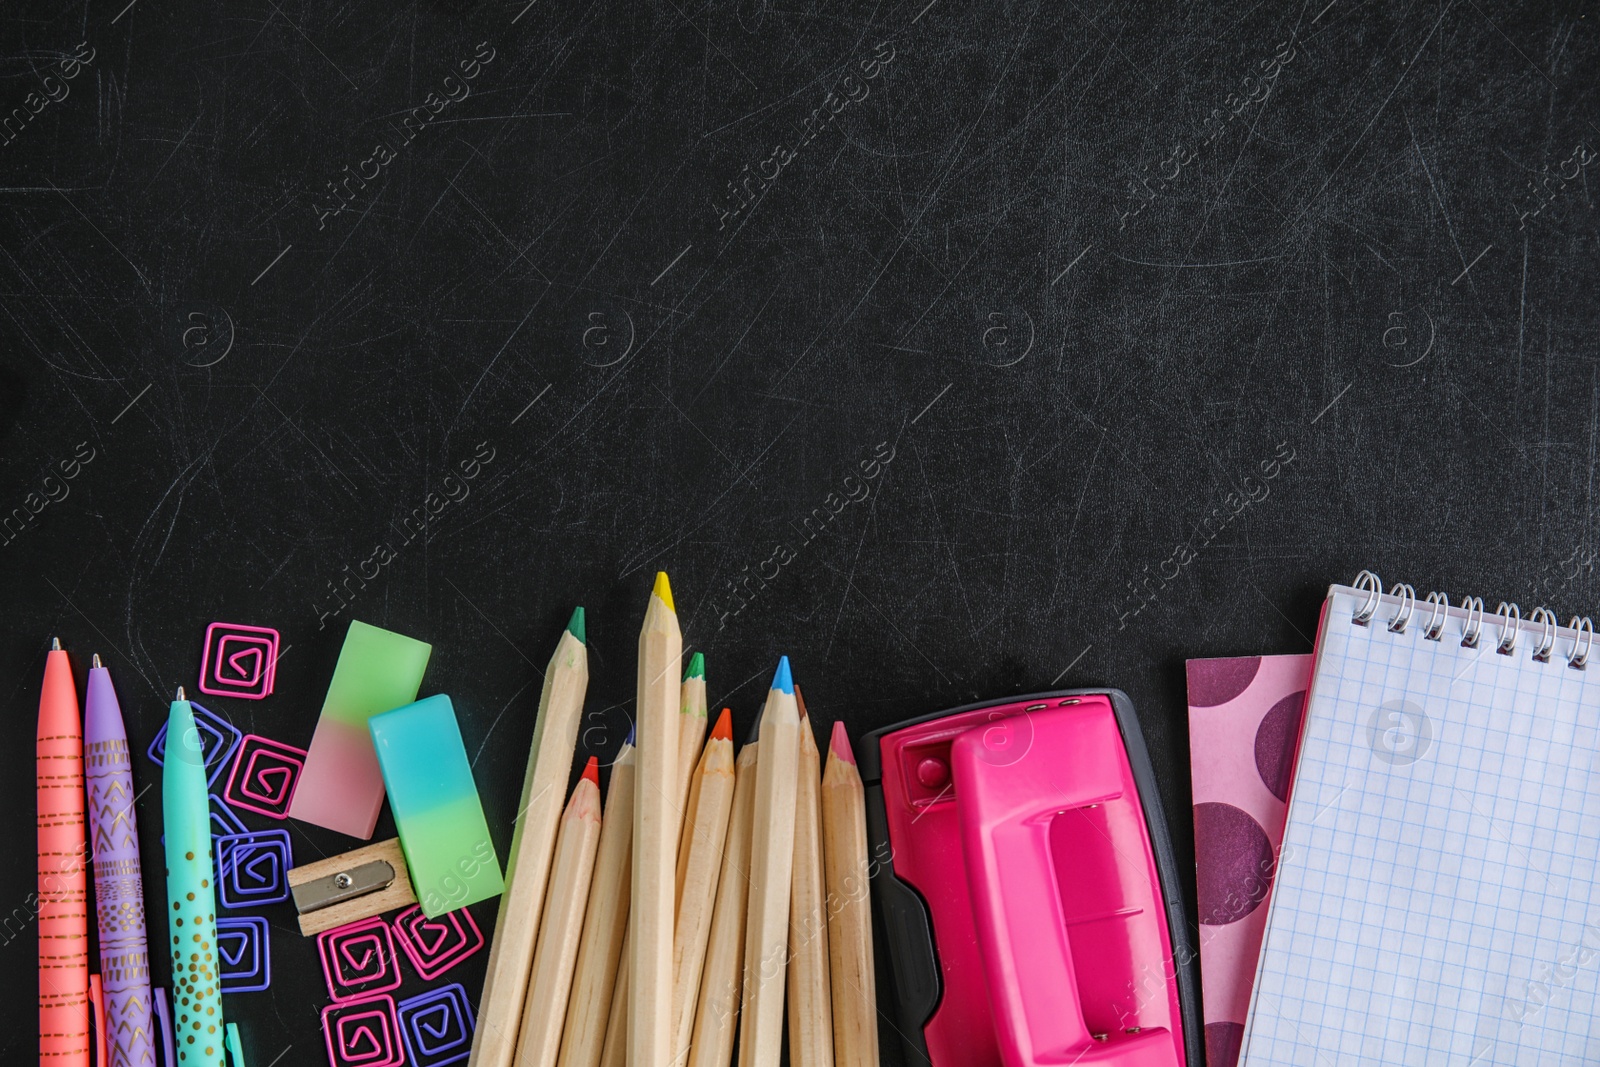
left=772, top=656, right=793, bottom=695
left=625, top=724, right=636, bottom=747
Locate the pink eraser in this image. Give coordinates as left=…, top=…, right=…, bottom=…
left=287, top=620, right=432, bottom=839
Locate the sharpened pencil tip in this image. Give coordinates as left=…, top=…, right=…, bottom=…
left=51, top=636, right=61, bottom=651
left=711, top=707, right=732, bottom=741
left=625, top=723, right=636, bottom=747
left=91, top=653, right=102, bottom=669
left=581, top=755, right=599, bottom=786
left=794, top=683, right=808, bottom=720
left=653, top=571, right=675, bottom=613
left=829, top=721, right=855, bottom=764
left=684, top=651, right=705, bottom=681
left=175, top=686, right=186, bottom=702
left=745, top=705, right=766, bottom=745
left=567, top=606, right=586, bottom=644
left=771, top=655, right=793, bottom=695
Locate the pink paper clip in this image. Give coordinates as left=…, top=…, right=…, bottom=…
left=222, top=734, right=307, bottom=819
left=391, top=904, right=484, bottom=980
left=199, top=622, right=281, bottom=700
left=318, top=916, right=403, bottom=1002
left=322, top=993, right=405, bottom=1067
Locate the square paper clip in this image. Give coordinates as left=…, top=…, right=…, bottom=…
left=391, top=905, right=484, bottom=980
left=318, top=916, right=402, bottom=1002
left=199, top=622, right=281, bottom=700
left=216, top=915, right=271, bottom=993
left=222, top=734, right=306, bottom=819
left=216, top=829, right=292, bottom=908
left=322, top=994, right=404, bottom=1067
left=148, top=701, right=242, bottom=787
left=398, top=984, right=476, bottom=1066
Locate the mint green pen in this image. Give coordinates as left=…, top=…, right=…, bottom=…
left=163, top=688, right=244, bottom=1067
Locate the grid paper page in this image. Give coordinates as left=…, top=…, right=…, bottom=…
left=1239, top=586, right=1600, bottom=1067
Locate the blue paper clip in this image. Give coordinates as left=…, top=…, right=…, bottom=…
left=216, top=916, right=271, bottom=993
left=216, top=829, right=293, bottom=908
left=398, top=983, right=475, bottom=1066
left=147, top=700, right=242, bottom=787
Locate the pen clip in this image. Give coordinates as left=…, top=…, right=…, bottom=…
left=88, top=974, right=105, bottom=1067
left=226, top=1022, right=247, bottom=1067
left=154, top=987, right=177, bottom=1067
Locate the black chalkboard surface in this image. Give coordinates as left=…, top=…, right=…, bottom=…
left=2, top=0, right=1596, bottom=1063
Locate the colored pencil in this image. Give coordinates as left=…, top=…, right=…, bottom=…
left=597, top=935, right=628, bottom=1067
left=515, top=759, right=603, bottom=1067
left=163, top=688, right=229, bottom=1067
left=670, top=710, right=736, bottom=1064
left=786, top=688, right=833, bottom=1067
left=557, top=732, right=636, bottom=1067
left=737, top=658, right=801, bottom=1067
left=472, top=609, right=590, bottom=1067
left=674, top=653, right=708, bottom=834
left=673, top=659, right=708, bottom=909
left=631, top=573, right=682, bottom=1067
left=687, top=718, right=760, bottom=1067
left=38, top=638, right=90, bottom=1067
left=822, top=723, right=878, bottom=1067
left=85, top=656, right=156, bottom=1067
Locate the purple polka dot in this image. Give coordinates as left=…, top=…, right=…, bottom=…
left=1194, top=802, right=1275, bottom=925
left=1206, top=1021, right=1245, bottom=1067
left=1186, top=658, right=1262, bottom=708
left=1254, top=690, right=1306, bottom=802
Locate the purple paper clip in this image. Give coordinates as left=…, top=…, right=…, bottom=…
left=148, top=701, right=242, bottom=787
left=210, top=794, right=249, bottom=879
left=209, top=793, right=248, bottom=837
left=216, top=915, right=271, bottom=993
left=322, top=994, right=405, bottom=1067
left=216, top=829, right=292, bottom=908
left=222, top=734, right=306, bottom=819
left=199, top=621, right=280, bottom=700
left=391, top=905, right=484, bottom=981
left=398, top=983, right=476, bottom=1066
left=318, top=916, right=403, bottom=1002
left=154, top=987, right=177, bottom=1067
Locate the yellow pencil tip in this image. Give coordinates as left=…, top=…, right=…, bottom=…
left=653, top=571, right=675, bottom=613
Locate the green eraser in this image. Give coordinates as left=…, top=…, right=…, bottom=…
left=369, top=693, right=504, bottom=916
left=288, top=620, right=433, bottom=839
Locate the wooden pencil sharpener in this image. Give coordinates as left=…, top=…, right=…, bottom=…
left=287, top=837, right=416, bottom=935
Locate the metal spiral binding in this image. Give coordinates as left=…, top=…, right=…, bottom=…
left=1351, top=571, right=1592, bottom=670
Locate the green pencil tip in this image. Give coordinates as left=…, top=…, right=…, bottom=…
left=684, top=651, right=705, bottom=681
left=567, top=606, right=586, bottom=644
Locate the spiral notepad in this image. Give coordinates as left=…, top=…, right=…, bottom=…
left=1240, top=572, right=1600, bottom=1067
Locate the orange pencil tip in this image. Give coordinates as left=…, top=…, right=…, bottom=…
left=711, top=707, right=733, bottom=741
left=581, top=756, right=599, bottom=786
left=829, top=721, right=855, bottom=765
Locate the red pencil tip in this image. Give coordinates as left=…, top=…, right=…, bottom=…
left=581, top=756, right=599, bottom=786
left=829, top=721, right=856, bottom=765
left=711, top=707, right=733, bottom=741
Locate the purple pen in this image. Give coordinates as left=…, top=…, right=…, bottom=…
left=85, top=656, right=157, bottom=1067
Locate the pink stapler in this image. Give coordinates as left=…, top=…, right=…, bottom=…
left=863, top=689, right=1201, bottom=1067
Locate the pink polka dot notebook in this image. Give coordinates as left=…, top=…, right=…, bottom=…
left=1186, top=653, right=1312, bottom=1067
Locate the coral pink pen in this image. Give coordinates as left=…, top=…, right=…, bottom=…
left=38, top=637, right=90, bottom=1067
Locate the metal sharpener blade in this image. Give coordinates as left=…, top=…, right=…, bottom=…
left=290, top=858, right=395, bottom=914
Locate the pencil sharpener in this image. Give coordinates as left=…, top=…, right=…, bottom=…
left=862, top=689, right=1202, bottom=1067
